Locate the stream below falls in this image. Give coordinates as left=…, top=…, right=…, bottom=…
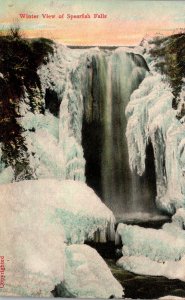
left=106, top=259, right=185, bottom=299
left=87, top=218, right=185, bottom=299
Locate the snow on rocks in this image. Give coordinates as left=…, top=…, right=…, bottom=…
left=116, top=222, right=185, bottom=262
left=117, top=255, right=185, bottom=282
left=64, top=244, right=124, bottom=298
left=0, top=179, right=117, bottom=297
left=0, top=179, right=115, bottom=244
left=116, top=208, right=185, bottom=281
left=0, top=181, right=65, bottom=297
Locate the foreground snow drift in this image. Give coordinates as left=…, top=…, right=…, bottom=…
left=0, top=179, right=115, bottom=244
left=116, top=209, right=185, bottom=281
left=65, top=244, right=124, bottom=298
left=0, top=179, right=117, bottom=297
left=0, top=181, right=66, bottom=297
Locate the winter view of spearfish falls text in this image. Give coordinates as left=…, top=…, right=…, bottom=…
left=0, top=9, right=185, bottom=300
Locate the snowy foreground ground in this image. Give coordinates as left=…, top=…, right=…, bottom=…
left=0, top=179, right=123, bottom=298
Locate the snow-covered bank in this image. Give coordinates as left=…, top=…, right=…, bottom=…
left=117, top=255, right=185, bottom=282
left=0, top=179, right=121, bottom=297
left=0, top=179, right=115, bottom=244
left=116, top=209, right=185, bottom=281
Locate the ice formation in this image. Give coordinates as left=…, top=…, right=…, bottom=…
left=64, top=244, right=123, bottom=298
left=126, top=69, right=185, bottom=214
left=19, top=45, right=88, bottom=182
left=0, top=179, right=115, bottom=244
left=116, top=208, right=185, bottom=280
left=112, top=36, right=185, bottom=284
left=0, top=179, right=119, bottom=297
left=117, top=255, right=185, bottom=282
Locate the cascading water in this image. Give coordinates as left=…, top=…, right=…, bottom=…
left=82, top=48, right=160, bottom=219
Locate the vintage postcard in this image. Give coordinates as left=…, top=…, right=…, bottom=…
left=0, top=0, right=185, bottom=299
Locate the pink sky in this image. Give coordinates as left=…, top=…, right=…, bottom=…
left=0, top=1, right=185, bottom=45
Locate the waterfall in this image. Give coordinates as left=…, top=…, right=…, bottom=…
left=82, top=48, right=159, bottom=219
left=16, top=44, right=161, bottom=220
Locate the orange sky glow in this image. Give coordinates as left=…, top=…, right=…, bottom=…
left=0, top=1, right=184, bottom=46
